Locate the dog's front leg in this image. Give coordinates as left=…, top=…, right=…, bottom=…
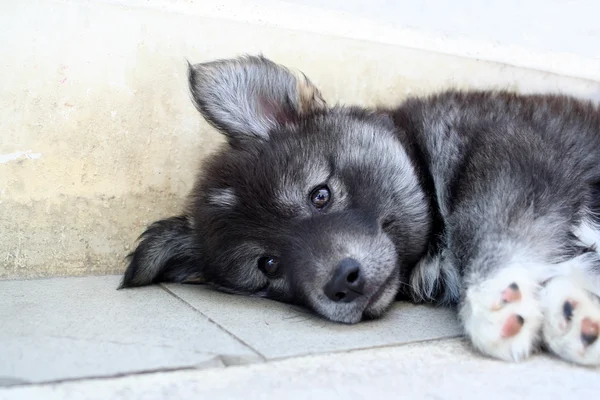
left=446, top=210, right=600, bottom=366
left=411, top=241, right=545, bottom=362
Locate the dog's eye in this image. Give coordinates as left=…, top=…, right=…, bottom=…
left=310, top=185, right=330, bottom=209
left=258, top=256, right=280, bottom=277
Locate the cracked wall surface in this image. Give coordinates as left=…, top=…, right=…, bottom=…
left=2, top=0, right=600, bottom=279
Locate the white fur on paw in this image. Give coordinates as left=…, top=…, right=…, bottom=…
left=541, top=277, right=600, bottom=366
left=460, top=267, right=543, bottom=362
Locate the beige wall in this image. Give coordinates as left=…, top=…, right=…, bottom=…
left=2, top=0, right=600, bottom=279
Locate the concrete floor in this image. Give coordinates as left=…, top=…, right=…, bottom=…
left=1, top=275, right=599, bottom=399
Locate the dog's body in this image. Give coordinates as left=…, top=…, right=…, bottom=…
left=122, top=56, right=600, bottom=366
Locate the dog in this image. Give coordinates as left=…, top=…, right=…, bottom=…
left=120, top=55, right=600, bottom=366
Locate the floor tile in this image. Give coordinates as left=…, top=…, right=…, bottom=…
left=0, top=276, right=259, bottom=384
left=7, top=339, right=596, bottom=400
left=166, top=284, right=462, bottom=359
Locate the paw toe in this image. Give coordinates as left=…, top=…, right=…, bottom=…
left=502, top=283, right=522, bottom=303
left=541, top=278, right=600, bottom=366
left=493, top=283, right=524, bottom=310
left=462, top=269, right=542, bottom=362
left=562, top=300, right=575, bottom=321
left=581, top=318, right=599, bottom=347
left=501, top=314, right=525, bottom=338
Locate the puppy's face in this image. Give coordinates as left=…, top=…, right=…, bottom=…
left=184, top=57, right=430, bottom=323
left=122, top=56, right=431, bottom=323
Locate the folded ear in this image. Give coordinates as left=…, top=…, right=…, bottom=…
left=187, top=55, right=326, bottom=141
left=119, top=215, right=206, bottom=289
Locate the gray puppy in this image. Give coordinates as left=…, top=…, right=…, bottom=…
left=121, top=55, right=600, bottom=366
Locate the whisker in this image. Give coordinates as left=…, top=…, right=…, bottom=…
left=398, top=280, right=416, bottom=291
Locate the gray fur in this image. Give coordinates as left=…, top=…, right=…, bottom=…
left=410, top=249, right=461, bottom=304
left=207, top=188, right=237, bottom=208
left=187, top=55, right=326, bottom=141
left=396, top=92, right=600, bottom=301
left=123, top=56, right=600, bottom=331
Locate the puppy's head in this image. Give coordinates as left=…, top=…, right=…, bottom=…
left=123, top=56, right=431, bottom=323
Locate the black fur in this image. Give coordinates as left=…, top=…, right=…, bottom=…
left=121, top=55, right=600, bottom=365
left=120, top=215, right=205, bottom=288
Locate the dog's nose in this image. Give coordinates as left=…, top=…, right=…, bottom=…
left=324, top=258, right=365, bottom=302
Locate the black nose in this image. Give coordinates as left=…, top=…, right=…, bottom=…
left=324, top=258, right=365, bottom=303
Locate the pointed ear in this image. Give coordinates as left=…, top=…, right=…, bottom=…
left=187, top=55, right=326, bottom=141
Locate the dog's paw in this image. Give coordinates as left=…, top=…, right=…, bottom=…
left=540, top=277, right=600, bottom=366
left=460, top=267, right=543, bottom=362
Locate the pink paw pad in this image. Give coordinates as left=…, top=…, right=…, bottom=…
left=501, top=283, right=522, bottom=302
left=502, top=314, right=525, bottom=337
left=492, top=282, right=521, bottom=311
left=581, top=318, right=599, bottom=347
